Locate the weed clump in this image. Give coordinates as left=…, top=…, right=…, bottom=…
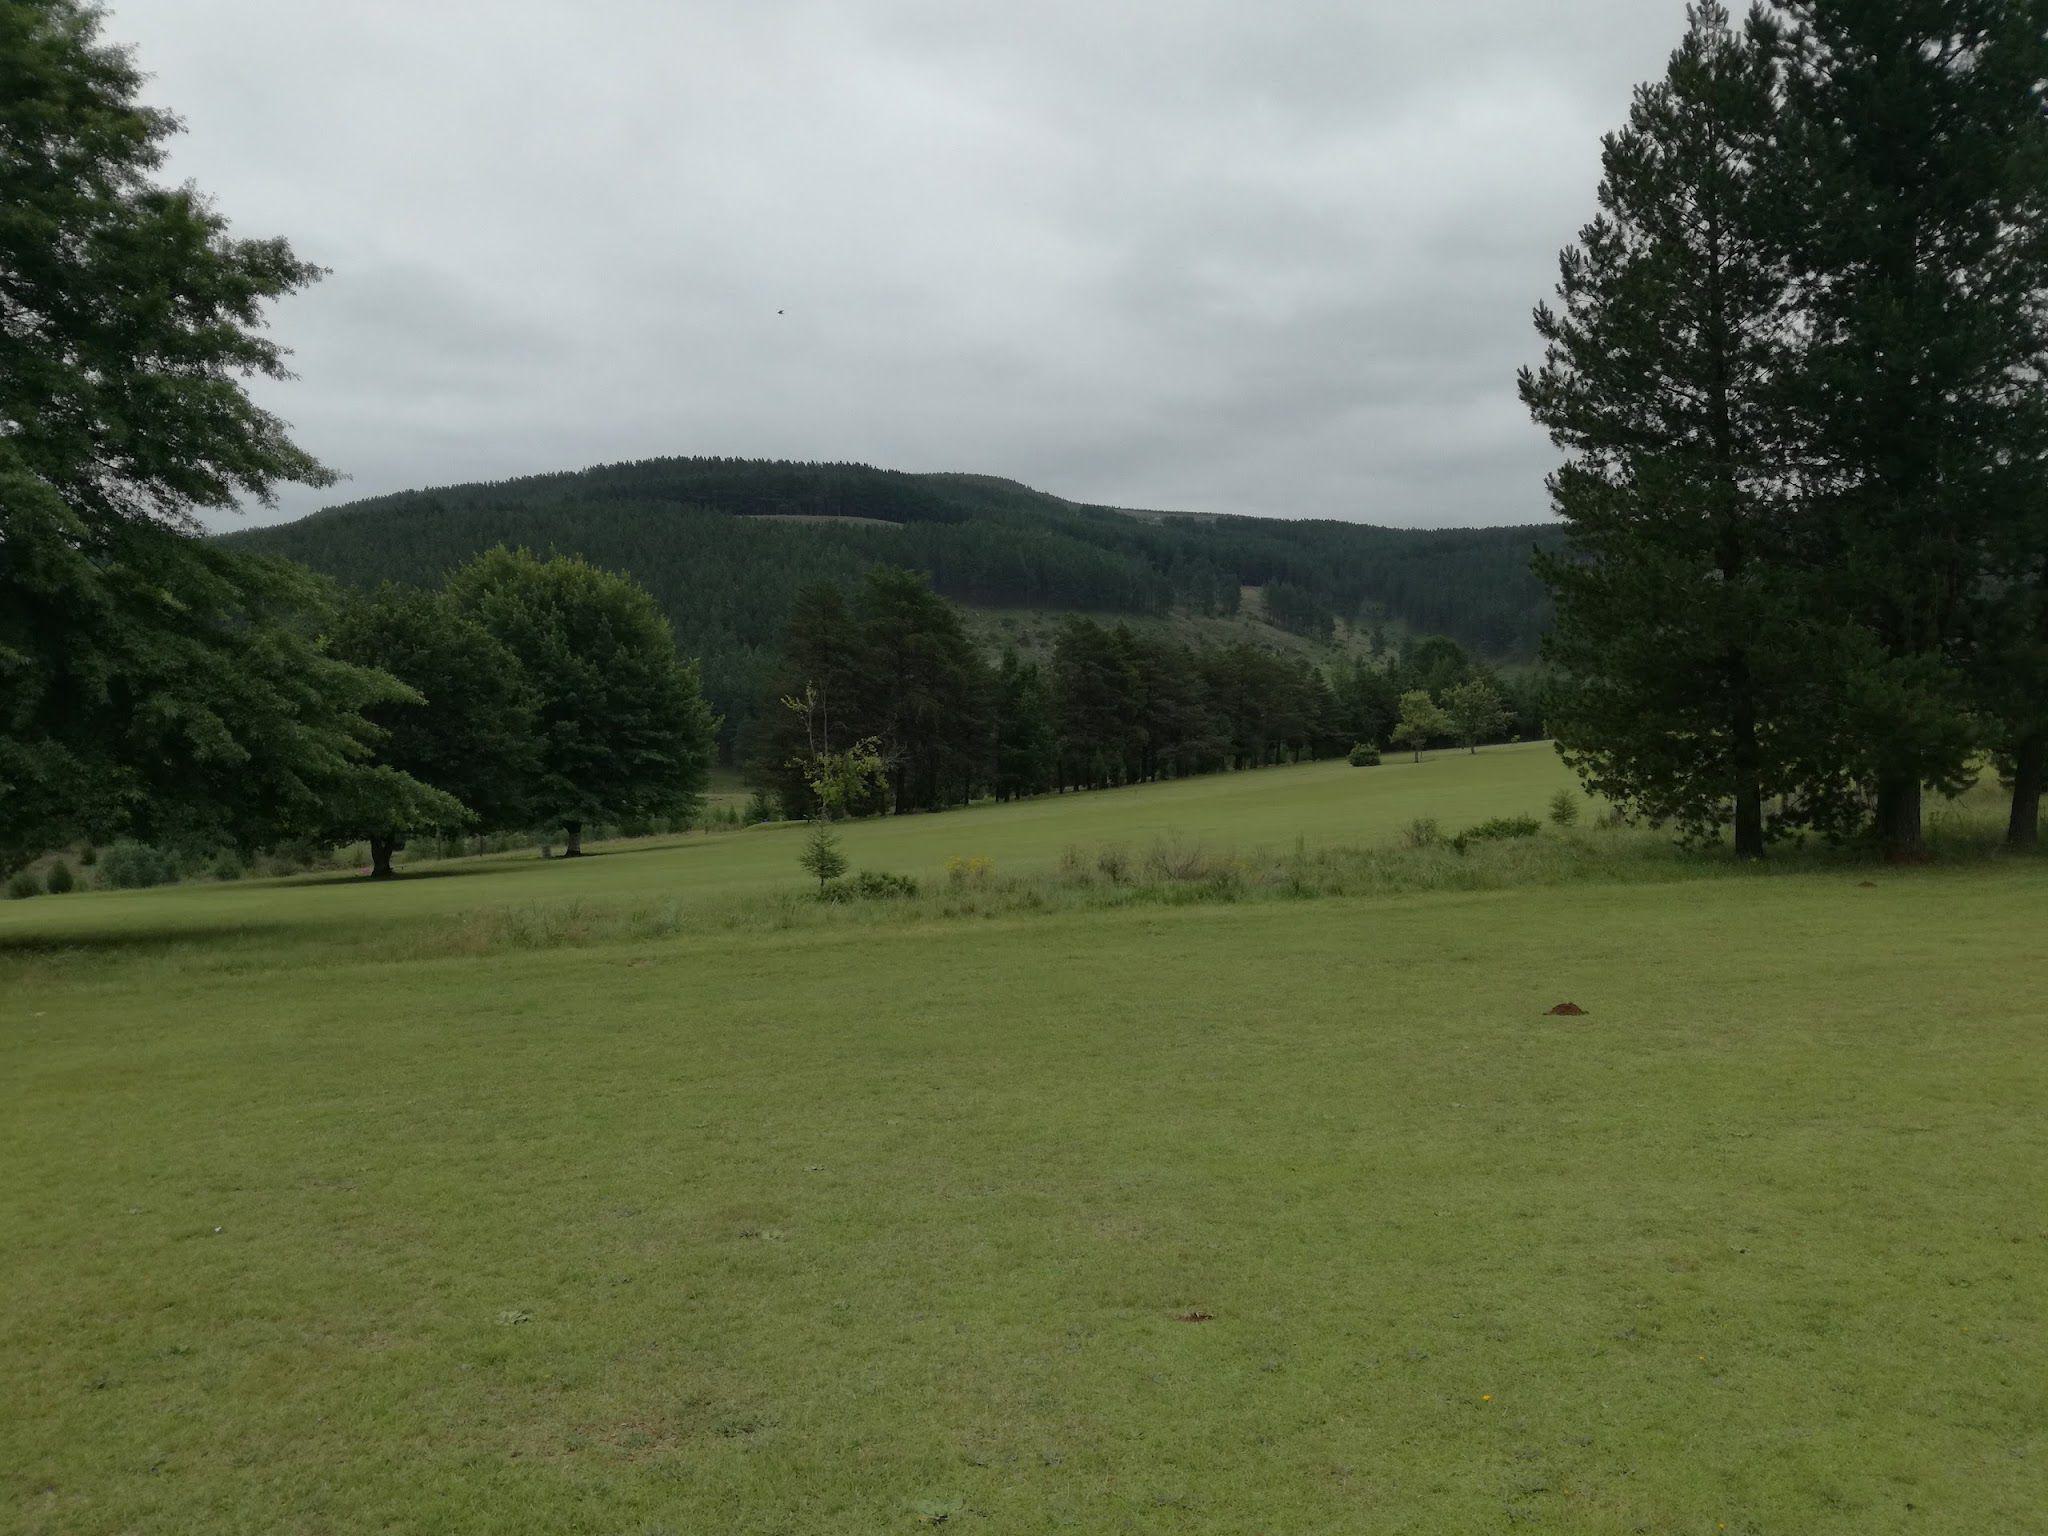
left=1452, top=815, right=1544, bottom=854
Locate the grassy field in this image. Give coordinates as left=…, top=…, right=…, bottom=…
left=4, top=747, right=2044, bottom=1534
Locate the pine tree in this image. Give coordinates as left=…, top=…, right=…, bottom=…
left=1775, top=0, right=2048, bottom=855
left=1522, top=2, right=1818, bottom=855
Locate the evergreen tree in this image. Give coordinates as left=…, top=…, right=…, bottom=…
left=991, top=651, right=1056, bottom=800
left=1522, top=2, right=1821, bottom=855
left=449, top=548, right=713, bottom=855
left=1776, top=0, right=2048, bottom=855
left=852, top=567, right=988, bottom=812
left=325, top=586, right=540, bottom=877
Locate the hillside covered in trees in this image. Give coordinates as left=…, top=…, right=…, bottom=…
left=222, top=457, right=1558, bottom=754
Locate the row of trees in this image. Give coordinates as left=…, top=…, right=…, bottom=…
left=225, top=465, right=1561, bottom=757
left=0, top=2, right=712, bottom=878
left=1527, top=0, right=2048, bottom=856
left=744, top=568, right=1536, bottom=817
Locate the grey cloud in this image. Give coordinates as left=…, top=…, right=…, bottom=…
left=109, top=0, right=1693, bottom=530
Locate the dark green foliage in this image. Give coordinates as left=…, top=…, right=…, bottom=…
left=2, top=502, right=448, bottom=869
left=77, top=844, right=95, bottom=867
left=1443, top=677, right=1512, bottom=754
left=219, top=458, right=1562, bottom=755
left=818, top=869, right=921, bottom=902
left=1347, top=744, right=1382, bottom=768
left=324, top=585, right=541, bottom=871
left=752, top=568, right=988, bottom=816
left=449, top=549, right=714, bottom=854
left=8, top=870, right=40, bottom=899
left=97, top=840, right=173, bottom=889
left=1530, top=0, right=2048, bottom=856
left=1773, top=0, right=2048, bottom=853
left=991, top=652, right=1057, bottom=802
left=1451, top=815, right=1544, bottom=853
left=1523, top=3, right=1825, bottom=856
left=42, top=859, right=73, bottom=894
left=0, top=0, right=448, bottom=873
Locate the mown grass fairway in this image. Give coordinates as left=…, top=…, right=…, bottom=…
left=4, top=751, right=2044, bottom=1534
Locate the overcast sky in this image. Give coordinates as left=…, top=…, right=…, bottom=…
left=112, top=1, right=1692, bottom=531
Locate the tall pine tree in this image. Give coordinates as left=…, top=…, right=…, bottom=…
left=1776, top=0, right=2048, bottom=855
left=1523, top=3, right=1823, bottom=855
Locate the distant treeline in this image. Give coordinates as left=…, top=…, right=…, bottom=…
left=747, top=567, right=1540, bottom=817
left=222, top=458, right=1559, bottom=755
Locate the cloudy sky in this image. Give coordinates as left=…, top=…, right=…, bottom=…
left=113, top=1, right=1692, bottom=531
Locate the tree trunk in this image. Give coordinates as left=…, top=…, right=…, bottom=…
left=2008, top=733, right=2044, bottom=849
left=564, top=821, right=584, bottom=857
left=1874, top=774, right=1923, bottom=860
left=1729, top=662, right=1765, bottom=861
left=369, top=835, right=395, bottom=879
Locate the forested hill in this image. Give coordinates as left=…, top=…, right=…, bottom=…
left=222, top=456, right=1559, bottom=751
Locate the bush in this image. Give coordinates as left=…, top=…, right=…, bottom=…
left=1548, top=788, right=1580, bottom=827
left=820, top=869, right=922, bottom=903
left=742, top=791, right=778, bottom=826
left=43, top=860, right=75, bottom=895
left=97, top=841, right=175, bottom=889
left=78, top=843, right=97, bottom=867
left=210, top=850, right=247, bottom=882
left=1347, top=743, right=1382, bottom=767
left=1451, top=815, right=1544, bottom=854
left=7, top=870, right=40, bottom=900
left=1401, top=817, right=1444, bottom=850
left=946, top=854, right=995, bottom=888
left=1095, top=845, right=1132, bottom=884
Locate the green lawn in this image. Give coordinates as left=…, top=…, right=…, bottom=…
left=4, top=749, right=2044, bottom=1534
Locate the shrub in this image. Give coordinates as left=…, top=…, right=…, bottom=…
left=78, top=843, right=97, bottom=867
left=1095, top=845, right=1132, bottom=884
left=1347, top=743, right=1382, bottom=767
left=1451, top=815, right=1544, bottom=854
left=1401, top=817, right=1444, bottom=850
left=97, top=841, right=175, bottom=889
left=43, top=860, right=75, bottom=895
left=1548, top=788, right=1580, bottom=827
left=820, top=869, right=922, bottom=903
left=210, top=850, right=247, bottom=881
left=7, top=870, right=40, bottom=900
left=946, top=854, right=995, bottom=888
left=742, top=791, right=778, bottom=826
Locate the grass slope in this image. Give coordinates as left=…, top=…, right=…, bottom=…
left=4, top=749, right=2044, bottom=1534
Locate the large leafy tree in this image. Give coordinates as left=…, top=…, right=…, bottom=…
left=0, top=0, right=438, bottom=870
left=1775, top=0, right=2048, bottom=855
left=448, top=548, right=713, bottom=855
left=325, top=587, right=541, bottom=876
left=1522, top=2, right=1830, bottom=857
